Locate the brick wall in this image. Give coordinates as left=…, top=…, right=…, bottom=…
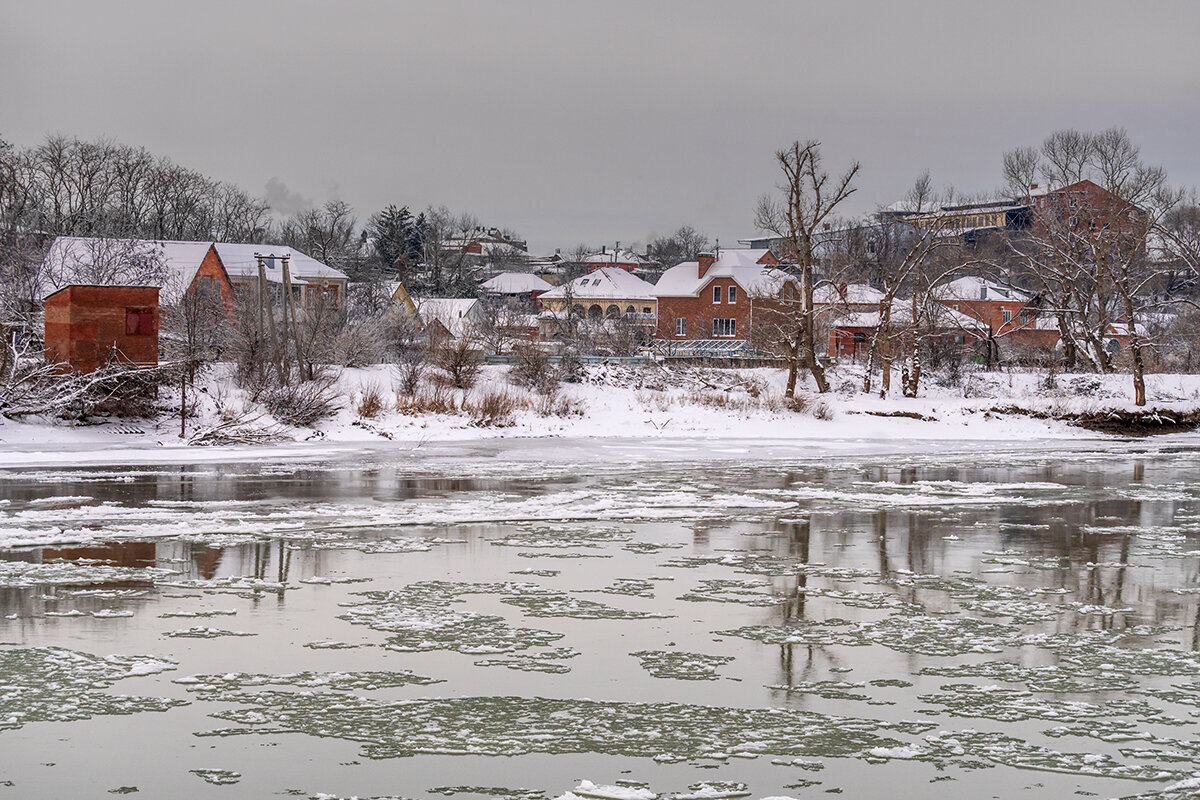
left=44, top=285, right=159, bottom=372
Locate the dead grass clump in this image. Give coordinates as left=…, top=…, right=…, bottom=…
left=396, top=385, right=459, bottom=416
left=536, top=392, right=586, bottom=418
left=811, top=399, right=834, bottom=420
left=683, top=389, right=784, bottom=414
left=466, top=389, right=523, bottom=427
left=356, top=383, right=385, bottom=419
left=784, top=394, right=811, bottom=414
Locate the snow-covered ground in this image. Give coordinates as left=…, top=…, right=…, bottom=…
left=1, top=362, right=1199, bottom=468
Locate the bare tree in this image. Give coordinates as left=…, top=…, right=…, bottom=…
left=755, top=140, right=860, bottom=395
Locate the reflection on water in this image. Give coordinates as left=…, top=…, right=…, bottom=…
left=0, top=447, right=1197, bottom=798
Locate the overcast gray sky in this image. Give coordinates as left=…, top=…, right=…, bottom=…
left=3, top=0, right=1198, bottom=252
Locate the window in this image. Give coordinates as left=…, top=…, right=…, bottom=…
left=675, top=318, right=686, bottom=336
left=1069, top=216, right=1079, bottom=227
left=712, top=318, right=736, bottom=337
left=1002, top=309, right=1012, bottom=324
left=712, top=285, right=722, bottom=304
left=125, top=307, right=154, bottom=336
left=727, top=285, right=737, bottom=304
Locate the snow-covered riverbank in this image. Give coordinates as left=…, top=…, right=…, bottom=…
left=1, top=364, right=1199, bottom=468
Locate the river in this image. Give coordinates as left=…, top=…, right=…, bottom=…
left=1, top=440, right=1198, bottom=799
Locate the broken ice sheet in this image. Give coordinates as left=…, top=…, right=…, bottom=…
left=631, top=650, right=734, bottom=681
left=163, top=626, right=255, bottom=639
left=0, top=647, right=183, bottom=731
left=473, top=648, right=579, bottom=674
left=174, top=669, right=443, bottom=696
left=339, top=583, right=564, bottom=654
left=193, top=692, right=933, bottom=762
left=190, top=768, right=240, bottom=785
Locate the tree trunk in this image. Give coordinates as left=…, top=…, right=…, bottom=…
left=784, top=332, right=800, bottom=398
left=799, top=263, right=829, bottom=393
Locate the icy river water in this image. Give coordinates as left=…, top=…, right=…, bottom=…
left=1, top=438, right=1199, bottom=799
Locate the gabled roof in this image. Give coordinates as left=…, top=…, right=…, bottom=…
left=480, top=272, right=554, bottom=294
left=43, top=236, right=347, bottom=305
left=414, top=297, right=479, bottom=338
left=209, top=242, right=347, bottom=283
left=43, top=236, right=220, bottom=304
left=581, top=248, right=651, bottom=265
left=835, top=300, right=988, bottom=332
left=813, top=283, right=886, bottom=305
left=932, top=276, right=1030, bottom=302
left=539, top=267, right=657, bottom=301
left=655, top=249, right=790, bottom=298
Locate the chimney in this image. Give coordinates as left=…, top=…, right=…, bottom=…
left=698, top=251, right=716, bottom=279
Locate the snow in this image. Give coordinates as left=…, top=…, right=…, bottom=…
left=655, top=250, right=790, bottom=298
left=931, top=276, right=1030, bottom=302
left=1, top=364, right=1198, bottom=472
left=539, top=267, right=657, bottom=301
left=413, top=297, right=480, bottom=338
left=480, top=272, right=554, bottom=294
left=43, top=236, right=347, bottom=304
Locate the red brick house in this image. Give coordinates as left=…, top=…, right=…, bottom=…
left=44, top=285, right=159, bottom=372
left=654, top=248, right=793, bottom=342
left=932, top=277, right=1037, bottom=338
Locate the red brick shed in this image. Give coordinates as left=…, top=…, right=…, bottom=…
left=44, top=285, right=159, bottom=373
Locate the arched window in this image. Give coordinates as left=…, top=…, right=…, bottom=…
left=571, top=304, right=585, bottom=318
left=588, top=305, right=603, bottom=321
left=605, top=304, right=620, bottom=319
left=625, top=305, right=635, bottom=314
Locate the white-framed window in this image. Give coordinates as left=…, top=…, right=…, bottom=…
left=1002, top=308, right=1012, bottom=324
left=712, top=285, right=722, bottom=304
left=675, top=318, right=686, bottom=336
left=727, top=285, right=737, bottom=304
left=713, top=318, right=736, bottom=337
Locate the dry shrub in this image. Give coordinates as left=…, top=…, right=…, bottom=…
left=395, top=357, right=425, bottom=397
left=466, top=389, right=523, bottom=427
left=784, top=394, right=811, bottom=414
left=395, top=384, right=460, bottom=416
left=509, top=343, right=560, bottom=394
left=683, top=389, right=783, bottom=414
left=810, top=399, right=834, bottom=420
left=356, top=383, right=385, bottom=419
left=536, top=392, right=586, bottom=418
left=432, top=338, right=481, bottom=389
left=263, top=373, right=341, bottom=428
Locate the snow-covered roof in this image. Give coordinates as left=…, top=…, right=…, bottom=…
left=210, top=242, right=347, bottom=283
left=480, top=272, right=553, bottom=295
left=813, top=283, right=886, bottom=306
left=43, top=236, right=217, bottom=304
left=835, top=301, right=988, bottom=332
left=655, top=249, right=790, bottom=297
left=581, top=249, right=651, bottom=265
left=932, top=276, right=1030, bottom=302
left=42, top=236, right=347, bottom=305
left=539, top=267, right=657, bottom=301
left=414, top=297, right=479, bottom=338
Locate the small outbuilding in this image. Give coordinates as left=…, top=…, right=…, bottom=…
left=44, top=285, right=159, bottom=373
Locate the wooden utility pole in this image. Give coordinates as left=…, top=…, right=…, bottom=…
left=256, top=255, right=286, bottom=386
left=280, top=255, right=308, bottom=380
